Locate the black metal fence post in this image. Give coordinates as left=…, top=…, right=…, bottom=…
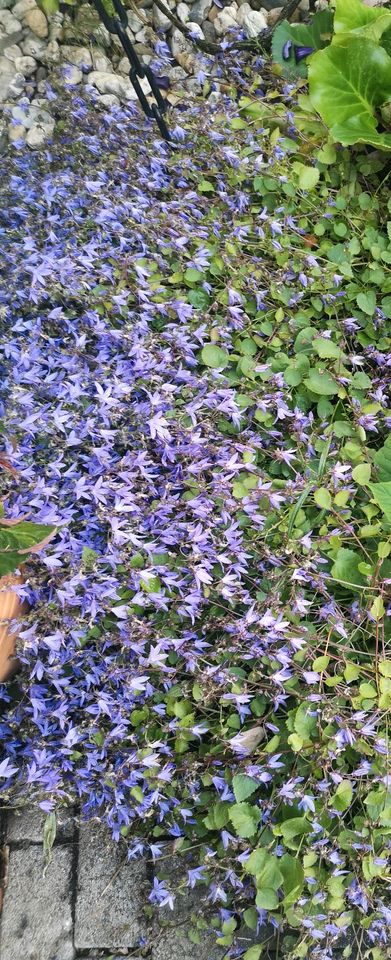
left=93, top=0, right=171, bottom=140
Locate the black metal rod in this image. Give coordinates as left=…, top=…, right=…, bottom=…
left=92, top=0, right=171, bottom=140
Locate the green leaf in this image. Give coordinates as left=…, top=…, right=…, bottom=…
left=308, top=38, right=391, bottom=149
left=201, top=344, right=229, bottom=370
left=255, top=888, right=279, bottom=910
left=304, top=369, right=339, bottom=396
left=330, top=548, right=366, bottom=588
left=232, top=774, right=259, bottom=803
left=293, top=163, right=320, bottom=191
left=279, top=854, right=305, bottom=904
left=370, top=596, right=385, bottom=621
left=352, top=463, right=371, bottom=485
left=243, top=947, right=264, bottom=960
left=331, top=780, right=353, bottom=812
left=203, top=802, right=229, bottom=830
left=312, top=337, right=343, bottom=360
left=314, top=487, right=332, bottom=510
left=333, top=0, right=391, bottom=42
left=37, top=0, right=60, bottom=12
left=185, top=267, right=204, bottom=283
left=280, top=817, right=310, bottom=845
left=228, top=802, right=260, bottom=838
left=369, top=481, right=391, bottom=521
left=373, top=436, right=391, bottom=481
left=356, top=291, right=376, bottom=316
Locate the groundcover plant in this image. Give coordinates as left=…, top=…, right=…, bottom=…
left=0, top=64, right=391, bottom=959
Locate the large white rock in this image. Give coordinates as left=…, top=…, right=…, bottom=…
left=214, top=4, right=238, bottom=35
left=24, top=6, right=48, bottom=37
left=87, top=70, right=151, bottom=100
left=60, top=45, right=92, bottom=69
left=236, top=3, right=267, bottom=36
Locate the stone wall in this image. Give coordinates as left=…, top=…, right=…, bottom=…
left=0, top=0, right=313, bottom=145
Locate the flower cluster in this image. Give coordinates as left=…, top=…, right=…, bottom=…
left=0, top=68, right=391, bottom=958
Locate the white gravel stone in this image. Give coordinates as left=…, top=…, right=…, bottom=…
left=24, top=6, right=48, bottom=37
left=12, top=0, right=36, bottom=18
left=39, top=38, right=60, bottom=63
left=26, top=120, right=53, bottom=146
left=236, top=3, right=267, bottom=36
left=2, top=43, right=22, bottom=60
left=11, top=101, right=52, bottom=128
left=96, top=92, right=120, bottom=108
left=0, top=10, right=22, bottom=34
left=21, top=34, right=46, bottom=57
left=62, top=62, right=82, bottom=84
left=0, top=59, right=24, bottom=98
left=214, top=4, right=238, bottom=35
left=177, top=1, right=190, bottom=21
left=60, top=44, right=92, bottom=69
left=88, top=69, right=151, bottom=100
left=171, top=26, right=203, bottom=70
left=91, top=52, right=112, bottom=71
left=14, top=54, right=36, bottom=74
left=188, top=0, right=212, bottom=24
left=153, top=1, right=172, bottom=30
left=8, top=121, right=25, bottom=141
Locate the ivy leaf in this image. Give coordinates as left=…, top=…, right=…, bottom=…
left=232, top=774, right=259, bottom=803
left=369, top=481, right=391, bottom=522
left=228, top=802, right=260, bottom=838
left=201, top=344, right=229, bottom=370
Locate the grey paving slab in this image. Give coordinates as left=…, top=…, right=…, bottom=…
left=74, top=823, right=149, bottom=951
left=0, top=844, right=75, bottom=960
left=7, top=805, right=75, bottom=844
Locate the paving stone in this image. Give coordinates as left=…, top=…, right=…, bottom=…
left=0, top=844, right=75, bottom=960
left=152, top=926, right=223, bottom=960
left=7, top=805, right=75, bottom=843
left=74, top=823, right=149, bottom=951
